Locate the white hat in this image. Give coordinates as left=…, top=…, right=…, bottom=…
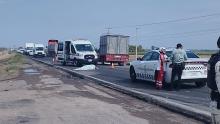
left=159, top=47, right=166, bottom=53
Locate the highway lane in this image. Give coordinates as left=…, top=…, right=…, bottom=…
left=36, top=57, right=211, bottom=111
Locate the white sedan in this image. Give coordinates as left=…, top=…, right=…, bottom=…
left=129, top=49, right=208, bottom=88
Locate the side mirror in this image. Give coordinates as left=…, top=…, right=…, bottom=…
left=137, top=57, right=142, bottom=61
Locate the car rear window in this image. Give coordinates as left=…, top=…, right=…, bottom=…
left=166, top=51, right=199, bottom=58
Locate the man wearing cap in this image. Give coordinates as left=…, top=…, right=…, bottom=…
left=207, top=37, right=220, bottom=109
left=170, top=43, right=188, bottom=90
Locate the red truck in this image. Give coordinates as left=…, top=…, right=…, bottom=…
left=47, top=39, right=58, bottom=57
left=99, top=35, right=129, bottom=66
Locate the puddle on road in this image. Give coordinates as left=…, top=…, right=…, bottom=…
left=23, top=68, right=40, bottom=75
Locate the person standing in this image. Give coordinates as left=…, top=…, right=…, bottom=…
left=170, top=43, right=188, bottom=90
left=207, top=37, right=220, bottom=109
left=156, top=47, right=167, bottom=90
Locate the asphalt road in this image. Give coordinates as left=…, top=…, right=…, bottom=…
left=36, top=57, right=211, bottom=111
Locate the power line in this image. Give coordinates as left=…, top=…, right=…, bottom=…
left=136, top=30, right=220, bottom=42
left=107, top=12, right=220, bottom=29
left=130, top=27, right=220, bottom=39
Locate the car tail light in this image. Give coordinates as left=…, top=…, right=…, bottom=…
left=202, top=62, right=208, bottom=67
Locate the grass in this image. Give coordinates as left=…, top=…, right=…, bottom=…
left=2, top=53, right=24, bottom=74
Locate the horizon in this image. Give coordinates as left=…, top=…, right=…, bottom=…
left=1, top=0, right=220, bottom=50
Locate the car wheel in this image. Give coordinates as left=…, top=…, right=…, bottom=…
left=73, top=59, right=79, bottom=67
left=130, top=66, right=137, bottom=82
left=195, top=81, right=206, bottom=88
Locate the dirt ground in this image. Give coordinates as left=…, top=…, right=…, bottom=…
left=0, top=56, right=203, bottom=124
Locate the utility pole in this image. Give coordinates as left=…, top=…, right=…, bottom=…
left=106, top=28, right=112, bottom=34
left=135, top=27, right=139, bottom=59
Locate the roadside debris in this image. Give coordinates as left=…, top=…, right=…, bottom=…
left=74, top=64, right=96, bottom=71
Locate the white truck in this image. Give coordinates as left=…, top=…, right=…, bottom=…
left=33, top=44, right=46, bottom=57
left=56, top=39, right=98, bottom=66
left=25, top=43, right=35, bottom=56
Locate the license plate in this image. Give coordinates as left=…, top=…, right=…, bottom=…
left=88, top=59, right=92, bottom=62
left=190, top=72, right=199, bottom=76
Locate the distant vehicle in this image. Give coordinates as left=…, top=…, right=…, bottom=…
left=25, top=43, right=35, bottom=56
left=47, top=39, right=58, bottom=57
left=33, top=44, right=46, bottom=57
left=17, top=48, right=25, bottom=54
left=99, top=35, right=129, bottom=66
left=56, top=39, right=98, bottom=66
left=129, top=49, right=208, bottom=88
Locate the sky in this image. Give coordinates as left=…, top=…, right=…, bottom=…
left=0, top=0, right=220, bottom=50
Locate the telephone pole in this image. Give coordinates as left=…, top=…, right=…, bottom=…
left=135, top=27, right=139, bottom=59
left=106, top=28, right=112, bottom=34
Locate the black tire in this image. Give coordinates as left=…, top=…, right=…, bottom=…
left=195, top=81, right=206, bottom=88
left=93, top=62, right=98, bottom=65
left=130, top=66, right=137, bottom=82
left=73, top=59, right=81, bottom=67
left=62, top=61, right=66, bottom=66
left=73, top=59, right=78, bottom=67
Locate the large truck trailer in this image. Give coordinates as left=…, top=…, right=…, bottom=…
left=99, top=34, right=129, bottom=66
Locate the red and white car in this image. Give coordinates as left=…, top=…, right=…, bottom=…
left=129, top=49, right=208, bottom=87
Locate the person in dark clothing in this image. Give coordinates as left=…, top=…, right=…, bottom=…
left=207, top=37, right=220, bottom=109
left=170, top=43, right=188, bottom=90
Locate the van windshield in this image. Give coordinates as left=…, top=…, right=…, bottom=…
left=75, top=44, right=94, bottom=52
left=36, top=47, right=44, bottom=51
left=26, top=47, right=33, bottom=50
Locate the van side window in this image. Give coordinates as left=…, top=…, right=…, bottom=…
left=71, top=45, right=76, bottom=54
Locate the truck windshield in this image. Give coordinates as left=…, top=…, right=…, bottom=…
left=26, top=47, right=33, bottom=50
left=36, top=47, right=44, bottom=51
left=75, top=44, right=94, bottom=52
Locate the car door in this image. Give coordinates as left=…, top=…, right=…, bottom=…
left=136, top=52, right=153, bottom=81
left=148, top=52, right=160, bottom=82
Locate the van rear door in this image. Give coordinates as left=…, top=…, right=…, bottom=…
left=57, top=42, right=64, bottom=61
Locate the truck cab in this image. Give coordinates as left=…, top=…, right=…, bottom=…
left=33, top=44, right=46, bottom=57
left=57, top=40, right=98, bottom=66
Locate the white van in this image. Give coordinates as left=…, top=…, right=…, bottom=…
left=33, top=44, right=46, bottom=57
left=57, top=39, right=98, bottom=66
left=25, top=43, right=35, bottom=56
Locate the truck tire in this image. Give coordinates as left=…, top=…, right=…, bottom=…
left=62, top=61, right=66, bottom=66
left=118, top=62, right=124, bottom=66
left=73, top=59, right=81, bottom=67
left=102, top=61, right=105, bottom=65
left=195, top=81, right=206, bottom=88
left=130, top=66, right=137, bottom=82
